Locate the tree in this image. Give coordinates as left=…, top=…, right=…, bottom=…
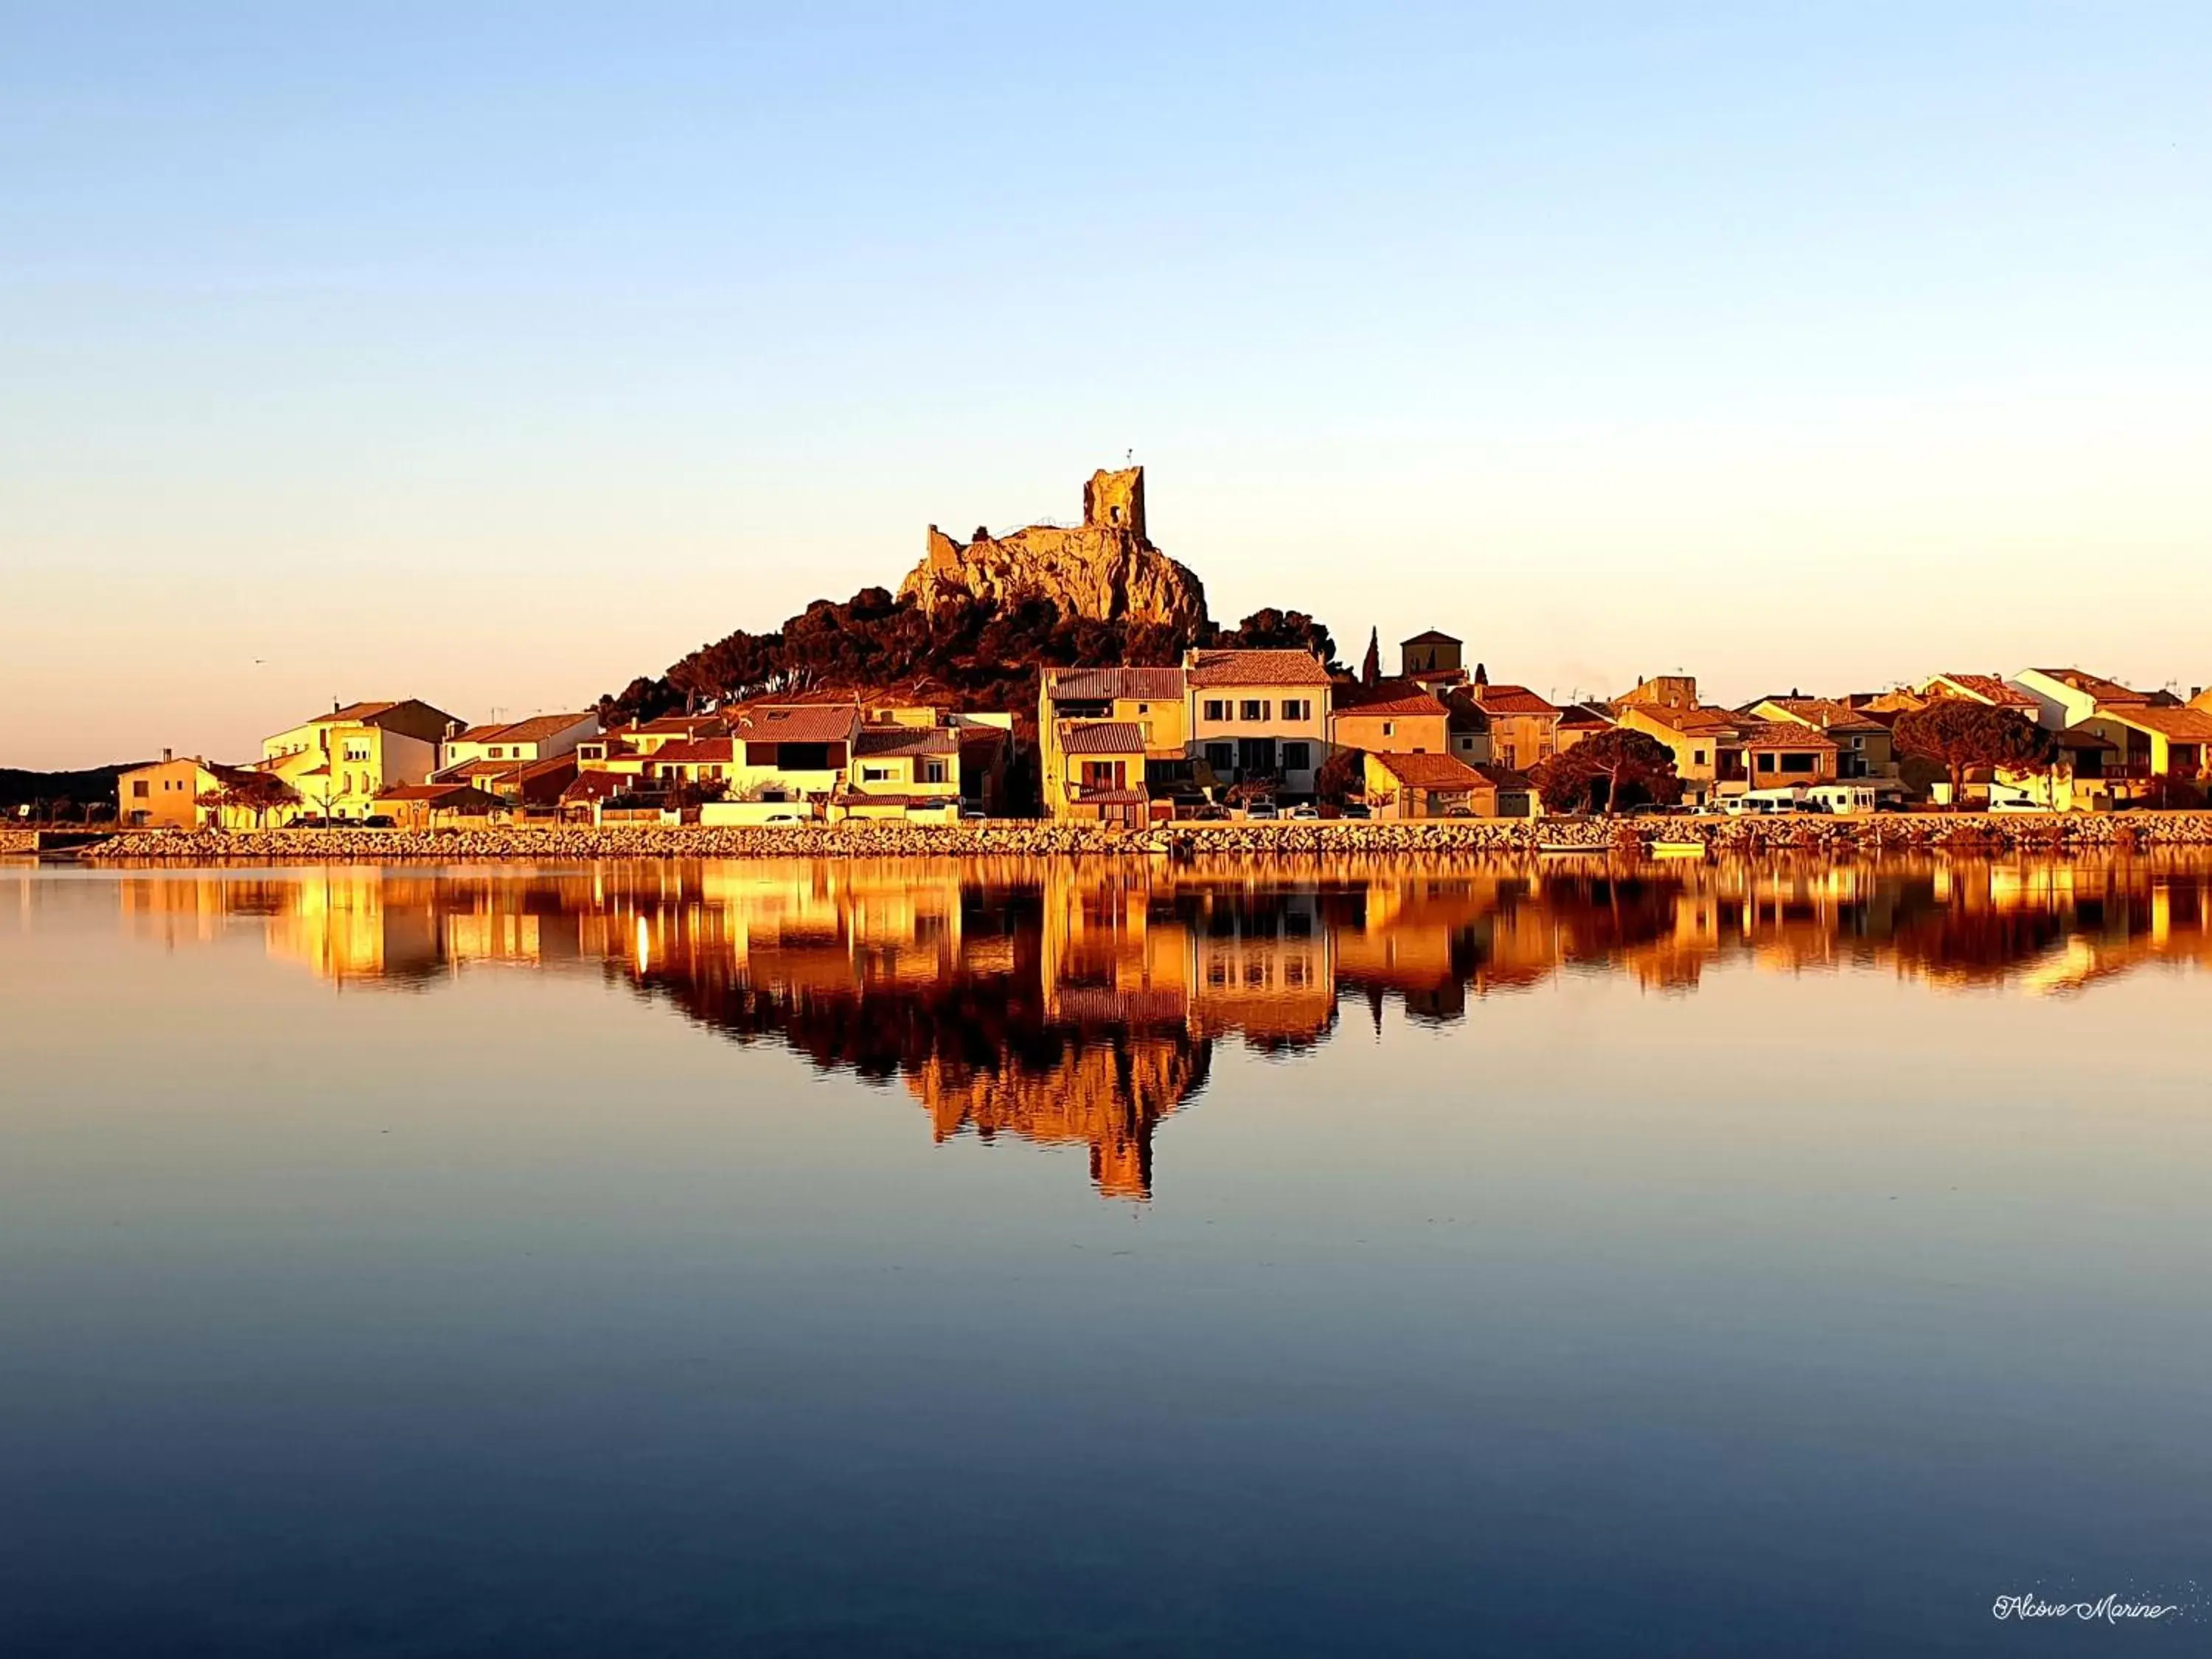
left=197, top=773, right=297, bottom=831
left=1315, top=745, right=1366, bottom=805
left=1205, top=608, right=1340, bottom=669
left=1528, top=728, right=1681, bottom=815
left=1892, top=700, right=2054, bottom=809
left=1360, top=628, right=1380, bottom=688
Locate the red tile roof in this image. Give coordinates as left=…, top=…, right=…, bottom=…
left=733, top=706, right=860, bottom=744
left=375, top=782, right=497, bottom=804
left=1931, top=673, right=2037, bottom=709
left=1059, top=721, right=1147, bottom=755
left=2031, top=669, right=2151, bottom=705
left=2101, top=706, right=2212, bottom=740
left=645, top=738, right=737, bottom=764
left=450, top=712, right=595, bottom=745
left=855, top=727, right=958, bottom=758
left=1368, top=751, right=1486, bottom=790
left=1401, top=628, right=1461, bottom=647
left=1468, top=763, right=1535, bottom=789
left=1474, top=684, right=1559, bottom=716
left=1334, top=680, right=1445, bottom=717
left=1186, top=649, right=1332, bottom=687
left=1048, top=667, right=1188, bottom=702
left=1741, top=722, right=1839, bottom=750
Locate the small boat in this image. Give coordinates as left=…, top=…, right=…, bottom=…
left=1537, top=842, right=1607, bottom=855
left=1649, top=841, right=1707, bottom=858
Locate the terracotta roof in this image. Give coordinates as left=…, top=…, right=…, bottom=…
left=1468, top=763, right=1535, bottom=789
left=1368, top=751, right=1485, bottom=791
left=733, top=706, right=860, bottom=745
left=854, top=727, right=958, bottom=758
left=2031, top=669, right=2151, bottom=704
left=1071, top=788, right=1148, bottom=806
left=1930, top=673, right=2037, bottom=709
left=1760, top=697, right=1888, bottom=734
left=1059, top=721, right=1147, bottom=755
left=1474, top=684, right=1559, bottom=717
left=1626, top=703, right=1743, bottom=736
left=1401, top=629, right=1461, bottom=647
left=1048, top=667, right=1187, bottom=702
left=2100, top=706, right=2212, bottom=740
left=1335, top=680, right=1446, bottom=717
left=434, top=753, right=577, bottom=785
left=646, top=738, right=737, bottom=764
left=1186, top=649, right=1332, bottom=688
left=632, top=712, right=730, bottom=734
left=2054, top=726, right=2116, bottom=751
left=1556, top=700, right=1618, bottom=730
left=1741, top=722, right=1839, bottom=751
left=450, top=712, right=595, bottom=746
left=319, top=700, right=397, bottom=723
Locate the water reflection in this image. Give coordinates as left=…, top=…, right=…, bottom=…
left=101, top=852, right=2212, bottom=1195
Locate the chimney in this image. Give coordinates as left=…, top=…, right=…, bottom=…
left=161, top=747, right=173, bottom=763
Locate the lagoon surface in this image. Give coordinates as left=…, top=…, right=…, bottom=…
left=5, top=853, right=2211, bottom=1657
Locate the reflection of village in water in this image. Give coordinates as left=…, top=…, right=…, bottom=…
left=109, top=855, right=2212, bottom=1198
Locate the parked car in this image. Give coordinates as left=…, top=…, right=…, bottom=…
left=762, top=811, right=807, bottom=824
left=362, top=815, right=395, bottom=828
left=1337, top=801, right=1371, bottom=820
left=1189, top=804, right=1229, bottom=821
left=961, top=808, right=987, bottom=821
left=1288, top=804, right=1319, bottom=820
left=1244, top=801, right=1279, bottom=821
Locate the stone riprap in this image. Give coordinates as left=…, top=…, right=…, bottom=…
left=60, top=812, right=2212, bottom=863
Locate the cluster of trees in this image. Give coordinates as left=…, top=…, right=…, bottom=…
left=1890, top=701, right=2054, bottom=804
left=1529, top=729, right=1682, bottom=814
left=598, top=589, right=1340, bottom=727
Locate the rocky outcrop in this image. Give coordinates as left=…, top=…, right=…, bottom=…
left=897, top=466, right=1207, bottom=630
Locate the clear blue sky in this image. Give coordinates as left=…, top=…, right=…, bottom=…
left=4, top=2, right=2208, bottom=765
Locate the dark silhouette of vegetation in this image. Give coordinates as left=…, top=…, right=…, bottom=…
left=598, top=589, right=1340, bottom=728
left=1893, top=700, right=2054, bottom=807
left=1315, top=745, right=1366, bottom=805
left=1529, top=728, right=1681, bottom=813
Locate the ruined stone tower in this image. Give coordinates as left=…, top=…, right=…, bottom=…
left=1082, top=466, right=1146, bottom=540
left=898, top=465, right=1204, bottom=630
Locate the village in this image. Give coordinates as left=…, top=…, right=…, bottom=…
left=89, top=467, right=2211, bottom=835
left=103, top=650, right=2212, bottom=836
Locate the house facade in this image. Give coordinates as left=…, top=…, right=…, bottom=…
left=116, top=752, right=262, bottom=830
left=1329, top=682, right=1448, bottom=757
left=259, top=699, right=459, bottom=822
left=1185, top=649, right=1332, bottom=800
left=1471, top=681, right=1561, bottom=773
left=1040, top=667, right=1191, bottom=813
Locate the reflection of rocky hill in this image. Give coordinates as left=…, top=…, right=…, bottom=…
left=111, top=852, right=2212, bottom=1197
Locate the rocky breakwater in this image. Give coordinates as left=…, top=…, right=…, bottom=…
left=71, top=813, right=2212, bottom=865
left=0, top=827, right=41, bottom=855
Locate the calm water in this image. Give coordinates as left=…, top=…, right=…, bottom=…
left=4, top=852, right=2210, bottom=1657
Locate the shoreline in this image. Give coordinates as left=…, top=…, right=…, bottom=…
left=10, top=811, right=2212, bottom=863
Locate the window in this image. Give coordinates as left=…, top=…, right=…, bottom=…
left=922, top=760, right=947, bottom=784
left=1206, top=742, right=1234, bottom=771
left=861, top=765, right=893, bottom=782
left=1203, top=699, right=1228, bottom=721
left=1757, top=752, right=1777, bottom=773
left=1381, top=722, right=1394, bottom=737
left=1282, top=698, right=1311, bottom=721
left=1239, top=699, right=1267, bottom=722
left=1282, top=742, right=1312, bottom=771
left=1780, top=752, right=1816, bottom=774
left=1693, top=749, right=1708, bottom=766
left=1136, top=703, right=1149, bottom=714
left=133, top=780, right=149, bottom=798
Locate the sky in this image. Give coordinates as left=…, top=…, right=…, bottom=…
left=3, top=1, right=2208, bottom=768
